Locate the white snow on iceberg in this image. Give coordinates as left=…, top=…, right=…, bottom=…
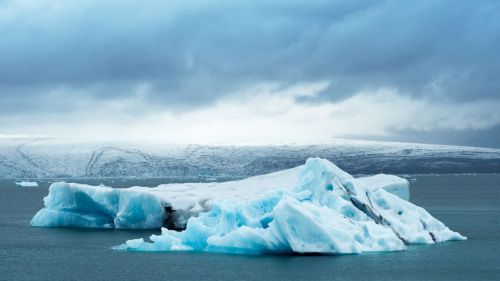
left=32, top=158, right=465, bottom=254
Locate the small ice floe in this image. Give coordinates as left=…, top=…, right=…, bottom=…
left=15, top=181, right=39, bottom=188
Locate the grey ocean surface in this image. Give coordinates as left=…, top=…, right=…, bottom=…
left=1, top=175, right=499, bottom=281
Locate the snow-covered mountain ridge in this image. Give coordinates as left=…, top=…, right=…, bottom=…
left=1, top=137, right=499, bottom=179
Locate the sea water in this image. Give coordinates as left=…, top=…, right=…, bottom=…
left=0, top=175, right=499, bottom=281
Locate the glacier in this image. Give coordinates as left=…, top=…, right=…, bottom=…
left=31, top=158, right=465, bottom=254
left=3, top=137, right=500, bottom=179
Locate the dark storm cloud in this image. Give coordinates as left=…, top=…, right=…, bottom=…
left=0, top=0, right=499, bottom=129
left=0, top=1, right=371, bottom=99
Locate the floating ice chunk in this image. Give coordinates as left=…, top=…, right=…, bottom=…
left=115, top=158, right=465, bottom=254
left=15, top=181, right=38, bottom=187
left=31, top=182, right=165, bottom=229
left=32, top=158, right=465, bottom=254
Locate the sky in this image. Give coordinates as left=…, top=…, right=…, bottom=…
left=1, top=0, right=500, bottom=147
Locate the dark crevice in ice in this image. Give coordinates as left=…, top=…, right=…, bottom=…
left=420, top=219, right=437, bottom=242
left=163, top=206, right=186, bottom=231
left=348, top=192, right=408, bottom=244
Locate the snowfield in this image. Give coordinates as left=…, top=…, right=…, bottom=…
left=31, top=158, right=465, bottom=254
left=1, top=138, right=500, bottom=180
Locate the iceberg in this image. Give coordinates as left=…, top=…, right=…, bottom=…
left=32, top=158, right=465, bottom=254
left=31, top=183, right=165, bottom=229
left=15, top=181, right=38, bottom=187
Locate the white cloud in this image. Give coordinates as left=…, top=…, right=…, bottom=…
left=6, top=82, right=494, bottom=144
left=3, top=81, right=499, bottom=144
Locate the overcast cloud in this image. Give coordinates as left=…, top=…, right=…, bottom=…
left=1, top=0, right=499, bottom=147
